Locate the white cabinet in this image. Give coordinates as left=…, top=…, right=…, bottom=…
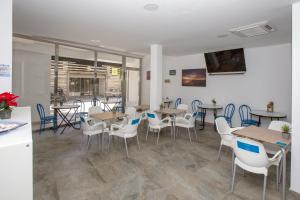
left=0, top=107, right=33, bottom=200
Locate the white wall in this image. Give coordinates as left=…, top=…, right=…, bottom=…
left=0, top=0, right=12, bottom=93
left=142, top=43, right=292, bottom=127
left=12, top=50, right=51, bottom=122
left=291, top=1, right=300, bottom=193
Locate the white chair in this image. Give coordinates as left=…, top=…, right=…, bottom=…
left=215, top=117, right=243, bottom=160
left=175, top=112, right=197, bottom=143
left=80, top=115, right=108, bottom=150
left=231, top=137, right=282, bottom=200
left=117, top=106, right=137, bottom=127
left=88, top=106, right=103, bottom=117
left=146, top=112, right=172, bottom=144
left=108, top=117, right=141, bottom=157
left=265, top=121, right=291, bottom=189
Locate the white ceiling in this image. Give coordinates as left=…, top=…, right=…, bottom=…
left=13, top=0, right=292, bottom=56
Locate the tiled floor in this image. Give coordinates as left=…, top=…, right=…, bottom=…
left=33, top=123, right=300, bottom=200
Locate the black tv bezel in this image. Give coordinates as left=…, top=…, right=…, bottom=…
left=204, top=48, right=246, bottom=75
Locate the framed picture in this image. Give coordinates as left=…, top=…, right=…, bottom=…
left=169, top=70, right=176, bottom=76
left=182, top=68, right=206, bottom=87
left=164, top=79, right=170, bottom=83
left=146, top=71, right=150, bottom=80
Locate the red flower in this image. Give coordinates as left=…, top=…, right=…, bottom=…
left=0, top=92, right=19, bottom=107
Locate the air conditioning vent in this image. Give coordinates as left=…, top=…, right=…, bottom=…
left=229, top=21, right=275, bottom=37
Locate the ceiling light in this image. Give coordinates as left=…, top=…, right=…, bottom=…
left=144, top=3, right=159, bottom=11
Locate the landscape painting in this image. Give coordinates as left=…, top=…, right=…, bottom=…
left=182, top=68, right=206, bottom=87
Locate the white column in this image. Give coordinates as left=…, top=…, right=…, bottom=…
left=150, top=44, right=163, bottom=111
left=291, top=1, right=300, bottom=194
left=0, top=0, right=12, bottom=93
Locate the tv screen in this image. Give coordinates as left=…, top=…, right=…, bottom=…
left=204, top=48, right=246, bottom=74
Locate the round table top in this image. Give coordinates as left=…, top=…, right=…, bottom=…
left=198, top=104, right=223, bottom=109
left=250, top=110, right=286, bottom=118
left=52, top=105, right=80, bottom=109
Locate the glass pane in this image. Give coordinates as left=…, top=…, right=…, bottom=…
left=126, top=57, right=140, bottom=69
left=126, top=70, right=140, bottom=106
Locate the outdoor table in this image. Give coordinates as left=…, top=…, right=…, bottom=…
left=101, top=100, right=121, bottom=111
left=52, top=104, right=80, bottom=134
left=233, top=126, right=291, bottom=200
left=250, top=110, right=286, bottom=126
left=198, top=104, right=223, bottom=129
left=89, top=112, right=127, bottom=151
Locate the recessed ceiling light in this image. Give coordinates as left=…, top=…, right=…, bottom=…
left=144, top=3, right=159, bottom=11
left=217, top=34, right=228, bottom=38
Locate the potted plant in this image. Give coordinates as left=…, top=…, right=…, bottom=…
left=212, top=98, right=217, bottom=105
left=111, top=107, right=117, bottom=114
left=281, top=124, right=291, bottom=139
left=0, top=92, right=19, bottom=119
left=160, top=102, right=164, bottom=110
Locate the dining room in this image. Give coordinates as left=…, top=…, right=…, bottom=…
left=1, top=0, right=300, bottom=200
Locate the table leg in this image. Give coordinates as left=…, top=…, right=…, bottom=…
left=213, top=109, right=218, bottom=131
left=281, top=148, right=286, bottom=200
left=258, top=116, right=261, bottom=126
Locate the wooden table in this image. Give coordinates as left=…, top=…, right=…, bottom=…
left=52, top=105, right=80, bottom=134
left=234, top=126, right=291, bottom=200
left=155, top=108, right=186, bottom=116
left=250, top=110, right=287, bottom=126
left=89, top=112, right=126, bottom=121
left=135, top=105, right=150, bottom=112
left=163, top=100, right=173, bottom=108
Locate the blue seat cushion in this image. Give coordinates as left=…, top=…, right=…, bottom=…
left=242, top=119, right=258, bottom=126
left=194, top=112, right=205, bottom=118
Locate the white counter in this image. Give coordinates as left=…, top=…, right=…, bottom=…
left=0, top=107, right=33, bottom=200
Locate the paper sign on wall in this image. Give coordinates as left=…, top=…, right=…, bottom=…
left=111, top=67, right=120, bottom=76
left=0, top=64, right=11, bottom=77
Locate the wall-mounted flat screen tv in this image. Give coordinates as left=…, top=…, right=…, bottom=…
left=204, top=48, right=246, bottom=74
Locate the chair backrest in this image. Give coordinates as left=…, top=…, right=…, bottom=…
left=125, top=107, right=137, bottom=119
left=185, top=112, right=196, bottom=125
left=147, top=112, right=161, bottom=126
left=36, top=104, right=45, bottom=120
left=88, top=106, right=103, bottom=116
left=177, top=104, right=188, bottom=111
left=191, top=100, right=203, bottom=112
left=224, top=103, right=235, bottom=120
left=215, top=117, right=231, bottom=136
left=74, top=99, right=85, bottom=113
left=268, top=121, right=292, bottom=133
left=174, top=98, right=182, bottom=108
left=233, top=137, right=269, bottom=167
left=124, top=117, right=141, bottom=133
left=239, top=104, right=252, bottom=122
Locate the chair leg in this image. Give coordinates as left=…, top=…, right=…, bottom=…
left=136, top=135, right=140, bottom=150
left=108, top=135, right=111, bottom=152
left=217, top=144, right=223, bottom=160
left=146, top=126, right=149, bottom=141
left=187, top=128, right=192, bottom=143
left=263, top=175, right=268, bottom=200
left=231, top=164, right=237, bottom=193
left=124, top=138, right=129, bottom=157
left=87, top=135, right=92, bottom=150
left=276, top=165, right=279, bottom=191
left=194, top=127, right=197, bottom=139
left=157, top=129, right=161, bottom=144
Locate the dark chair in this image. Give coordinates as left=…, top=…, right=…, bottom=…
left=218, top=103, right=235, bottom=127
left=90, top=98, right=101, bottom=107
left=174, top=98, right=182, bottom=108
left=36, top=104, right=57, bottom=134
left=73, top=99, right=88, bottom=128
left=191, top=99, right=206, bottom=130
left=239, top=104, right=259, bottom=127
